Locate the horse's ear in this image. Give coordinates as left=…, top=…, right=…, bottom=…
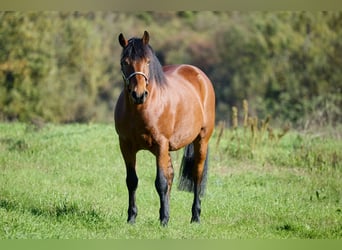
left=142, top=31, right=149, bottom=45
left=119, top=33, right=128, bottom=48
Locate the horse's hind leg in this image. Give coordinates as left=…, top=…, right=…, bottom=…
left=191, top=139, right=209, bottom=223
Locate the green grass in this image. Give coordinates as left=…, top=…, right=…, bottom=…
left=0, top=123, right=341, bottom=239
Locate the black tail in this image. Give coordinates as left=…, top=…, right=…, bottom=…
left=178, top=143, right=209, bottom=196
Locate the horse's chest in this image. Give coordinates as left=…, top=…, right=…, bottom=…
left=137, top=132, right=154, bottom=148
left=123, top=123, right=155, bottom=149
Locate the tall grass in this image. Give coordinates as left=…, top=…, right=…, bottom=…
left=216, top=100, right=340, bottom=170
left=0, top=122, right=341, bottom=239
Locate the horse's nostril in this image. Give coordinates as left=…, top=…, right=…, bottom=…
left=131, top=90, right=148, bottom=104
left=131, top=91, right=138, bottom=99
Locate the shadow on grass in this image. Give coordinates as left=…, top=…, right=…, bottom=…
left=0, top=197, right=110, bottom=229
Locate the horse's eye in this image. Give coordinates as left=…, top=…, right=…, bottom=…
left=121, top=60, right=129, bottom=67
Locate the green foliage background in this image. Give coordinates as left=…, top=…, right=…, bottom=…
left=0, top=11, right=341, bottom=127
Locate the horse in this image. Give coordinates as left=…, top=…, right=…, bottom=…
left=114, top=31, right=215, bottom=226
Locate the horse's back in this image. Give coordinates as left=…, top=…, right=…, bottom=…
left=164, top=64, right=214, bottom=99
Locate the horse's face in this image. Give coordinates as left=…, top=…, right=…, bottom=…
left=120, top=57, right=150, bottom=104
left=119, top=31, right=151, bottom=105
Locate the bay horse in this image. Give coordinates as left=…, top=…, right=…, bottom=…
left=114, top=31, right=215, bottom=226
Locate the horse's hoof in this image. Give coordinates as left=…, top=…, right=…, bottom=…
left=190, top=217, right=200, bottom=224
left=160, top=219, right=169, bottom=227
left=127, top=218, right=136, bottom=225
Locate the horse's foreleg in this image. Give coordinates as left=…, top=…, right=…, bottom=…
left=155, top=148, right=174, bottom=226
left=126, top=162, right=138, bottom=224
left=120, top=140, right=138, bottom=224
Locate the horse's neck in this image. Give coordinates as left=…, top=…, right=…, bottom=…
left=125, top=84, right=166, bottom=118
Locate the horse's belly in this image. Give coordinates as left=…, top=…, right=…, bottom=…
left=168, top=124, right=201, bottom=151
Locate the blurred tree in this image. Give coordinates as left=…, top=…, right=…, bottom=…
left=0, top=11, right=340, bottom=127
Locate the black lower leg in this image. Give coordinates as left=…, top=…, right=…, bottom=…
left=155, top=168, right=170, bottom=226
left=126, top=168, right=138, bottom=224
left=191, top=185, right=201, bottom=223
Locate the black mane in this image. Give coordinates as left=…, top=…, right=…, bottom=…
left=121, top=38, right=167, bottom=86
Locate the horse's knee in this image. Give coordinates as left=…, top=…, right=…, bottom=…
left=155, top=153, right=174, bottom=193
left=126, top=169, right=138, bottom=191
left=155, top=169, right=168, bottom=195
left=167, top=161, right=175, bottom=183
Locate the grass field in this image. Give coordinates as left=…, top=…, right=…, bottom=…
left=0, top=122, right=341, bottom=239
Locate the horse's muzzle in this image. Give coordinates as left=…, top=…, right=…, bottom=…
left=131, top=90, right=149, bottom=104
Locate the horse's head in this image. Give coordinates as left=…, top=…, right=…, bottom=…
left=119, top=31, right=152, bottom=105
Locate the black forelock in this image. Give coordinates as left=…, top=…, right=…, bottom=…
left=123, top=38, right=148, bottom=59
